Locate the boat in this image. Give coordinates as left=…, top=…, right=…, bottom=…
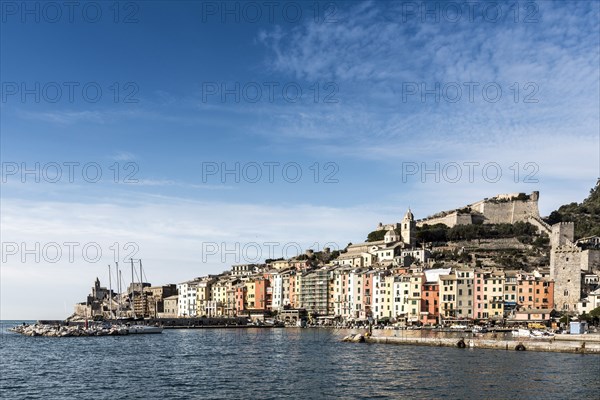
left=512, top=328, right=532, bottom=337
left=529, top=329, right=554, bottom=338
left=449, top=324, right=468, bottom=331
left=472, top=326, right=488, bottom=334
left=108, top=259, right=163, bottom=335
left=127, top=325, right=163, bottom=334
left=511, top=328, right=554, bottom=338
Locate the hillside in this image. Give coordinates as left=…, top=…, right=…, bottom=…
left=545, top=181, right=600, bottom=239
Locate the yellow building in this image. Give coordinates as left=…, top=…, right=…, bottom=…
left=195, top=278, right=214, bottom=317
left=439, top=274, right=457, bottom=320
left=383, top=274, right=395, bottom=319
left=483, top=271, right=505, bottom=319
left=209, top=279, right=229, bottom=316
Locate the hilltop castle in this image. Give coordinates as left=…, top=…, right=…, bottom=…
left=412, top=191, right=542, bottom=229
left=375, top=190, right=600, bottom=313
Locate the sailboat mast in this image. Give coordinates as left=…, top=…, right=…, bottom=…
left=115, top=261, right=121, bottom=318
left=131, top=258, right=135, bottom=318
left=139, top=260, right=143, bottom=292
left=139, top=260, right=143, bottom=318
left=108, top=264, right=113, bottom=319
left=117, top=265, right=122, bottom=318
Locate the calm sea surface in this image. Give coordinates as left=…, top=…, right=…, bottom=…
left=1, top=321, right=598, bottom=399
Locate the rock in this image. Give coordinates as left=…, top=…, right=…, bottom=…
left=352, top=334, right=365, bottom=343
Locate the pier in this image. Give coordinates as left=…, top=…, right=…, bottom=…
left=363, top=333, right=600, bottom=354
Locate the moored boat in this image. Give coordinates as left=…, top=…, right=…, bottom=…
left=512, top=328, right=554, bottom=338
left=127, top=325, right=163, bottom=334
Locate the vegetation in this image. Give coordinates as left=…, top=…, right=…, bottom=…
left=416, top=223, right=448, bottom=244
left=430, top=249, right=470, bottom=264
left=313, top=250, right=340, bottom=263
left=265, top=257, right=284, bottom=264
left=488, top=193, right=530, bottom=203
left=545, top=182, right=600, bottom=239
left=366, top=228, right=402, bottom=242
left=366, top=230, right=386, bottom=242
left=514, top=193, right=531, bottom=201
left=587, top=306, right=600, bottom=324
left=416, top=222, right=538, bottom=244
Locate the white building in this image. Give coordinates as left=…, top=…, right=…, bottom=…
left=392, top=275, right=411, bottom=319
left=399, top=248, right=431, bottom=264
left=577, top=288, right=600, bottom=314
left=373, top=243, right=403, bottom=263
left=177, top=280, right=199, bottom=317
left=231, top=264, right=256, bottom=277
left=271, top=271, right=283, bottom=311
left=335, top=252, right=373, bottom=268
left=371, top=271, right=388, bottom=320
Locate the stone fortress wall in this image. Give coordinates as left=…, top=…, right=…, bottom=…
left=416, top=191, right=541, bottom=228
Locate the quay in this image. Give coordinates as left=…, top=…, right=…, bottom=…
left=362, top=333, right=600, bottom=354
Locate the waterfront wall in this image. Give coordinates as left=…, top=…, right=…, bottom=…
left=365, top=334, right=600, bottom=354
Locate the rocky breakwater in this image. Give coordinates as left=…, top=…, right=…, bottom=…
left=9, top=324, right=129, bottom=337
left=341, top=333, right=369, bottom=343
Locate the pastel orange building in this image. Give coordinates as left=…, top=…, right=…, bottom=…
left=518, top=278, right=554, bottom=310
left=421, top=281, right=439, bottom=324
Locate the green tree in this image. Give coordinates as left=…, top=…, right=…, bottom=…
left=543, top=183, right=600, bottom=239
left=366, top=230, right=386, bottom=242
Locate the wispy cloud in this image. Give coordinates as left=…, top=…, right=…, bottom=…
left=111, top=151, right=137, bottom=161
left=17, top=110, right=107, bottom=125
left=0, top=195, right=389, bottom=319
left=135, top=179, right=233, bottom=190
left=255, top=1, right=599, bottom=144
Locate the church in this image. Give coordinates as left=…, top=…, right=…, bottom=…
left=336, top=209, right=428, bottom=268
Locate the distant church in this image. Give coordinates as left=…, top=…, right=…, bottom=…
left=379, top=208, right=416, bottom=248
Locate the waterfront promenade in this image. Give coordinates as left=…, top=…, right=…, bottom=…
left=364, top=332, right=600, bottom=354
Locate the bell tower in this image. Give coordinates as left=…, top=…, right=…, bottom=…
left=401, top=208, right=416, bottom=247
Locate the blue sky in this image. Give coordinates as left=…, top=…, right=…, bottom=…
left=1, top=0, right=599, bottom=319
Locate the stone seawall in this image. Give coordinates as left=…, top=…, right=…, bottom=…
left=365, top=334, right=600, bottom=354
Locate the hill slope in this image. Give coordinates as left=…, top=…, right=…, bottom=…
left=545, top=181, right=600, bottom=239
